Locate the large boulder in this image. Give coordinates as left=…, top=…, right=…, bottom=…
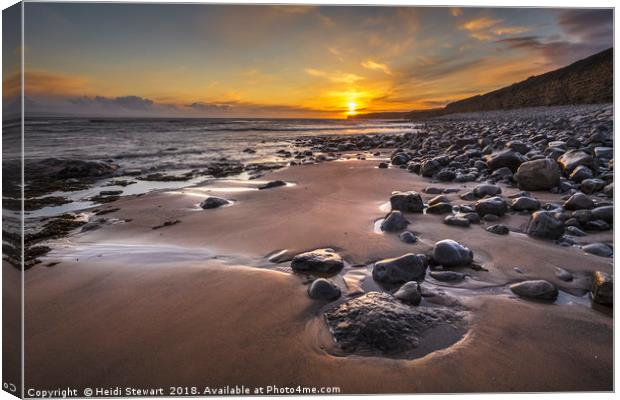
left=432, top=239, right=473, bottom=267
left=591, top=206, right=613, bottom=223
left=475, top=196, right=508, bottom=217
left=510, top=280, right=558, bottom=300
left=557, top=150, right=593, bottom=173
left=308, top=278, right=341, bottom=300
left=485, top=150, right=526, bottom=172
left=527, top=211, right=564, bottom=239
left=324, top=292, right=464, bottom=354
left=582, top=243, right=613, bottom=258
left=514, top=159, right=560, bottom=191
left=569, top=165, right=593, bottom=183
left=390, top=191, right=424, bottom=213
left=591, top=271, right=613, bottom=305
left=372, top=253, right=428, bottom=283
left=380, top=211, right=410, bottom=232
left=291, top=249, right=344, bottom=273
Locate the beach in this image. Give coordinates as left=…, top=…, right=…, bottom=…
left=9, top=105, right=614, bottom=393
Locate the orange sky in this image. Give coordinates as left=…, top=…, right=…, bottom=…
left=7, top=4, right=613, bottom=118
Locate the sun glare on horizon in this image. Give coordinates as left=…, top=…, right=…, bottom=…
left=347, top=101, right=357, bottom=116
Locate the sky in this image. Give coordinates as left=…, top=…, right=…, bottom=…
left=8, top=4, right=614, bottom=118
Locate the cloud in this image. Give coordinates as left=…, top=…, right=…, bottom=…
left=361, top=60, right=392, bottom=75
left=69, top=95, right=154, bottom=110
left=186, top=102, right=232, bottom=112
left=25, top=70, right=94, bottom=97
left=558, top=9, right=613, bottom=42
left=304, top=68, right=365, bottom=84
left=450, top=8, right=463, bottom=17
left=459, top=16, right=530, bottom=41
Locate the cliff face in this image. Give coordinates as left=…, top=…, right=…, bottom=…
left=445, top=48, right=613, bottom=113
left=353, top=48, right=613, bottom=120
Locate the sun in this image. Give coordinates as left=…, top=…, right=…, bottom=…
left=347, top=101, right=357, bottom=115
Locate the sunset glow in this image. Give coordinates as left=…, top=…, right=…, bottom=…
left=8, top=4, right=612, bottom=118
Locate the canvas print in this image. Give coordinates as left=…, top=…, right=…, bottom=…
left=1, top=2, right=614, bottom=397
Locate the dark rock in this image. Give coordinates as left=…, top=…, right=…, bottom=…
left=580, top=178, right=605, bottom=194
left=399, top=231, right=418, bottom=244
left=429, top=271, right=466, bottom=282
left=393, top=282, right=422, bottom=305
left=428, top=195, right=449, bottom=206
left=426, top=202, right=453, bottom=214
left=557, top=150, right=593, bottom=173
left=527, top=211, right=565, bottom=239
left=444, top=215, right=470, bottom=227
left=390, top=191, right=424, bottom=213
left=436, top=169, right=456, bottom=181
left=475, top=196, right=508, bottom=216
left=380, top=211, right=410, bottom=232
left=420, top=159, right=441, bottom=177
left=200, top=196, right=231, bottom=209
left=378, top=162, right=389, bottom=169
left=582, top=243, right=613, bottom=258
left=565, top=226, right=587, bottom=236
left=473, top=184, right=502, bottom=198
left=324, top=292, right=464, bottom=354
left=291, top=249, right=344, bottom=273
left=594, top=146, right=613, bottom=159
left=514, top=158, right=560, bottom=190
left=563, top=193, right=595, bottom=210
left=432, top=239, right=473, bottom=267
left=510, top=280, right=558, bottom=300
left=591, top=206, right=613, bottom=223
left=591, top=271, right=613, bottom=305
left=372, top=253, right=428, bottom=283
left=569, top=165, right=593, bottom=183
left=485, top=150, right=526, bottom=172
left=258, top=180, right=287, bottom=190
left=511, top=196, right=541, bottom=211
left=391, top=152, right=411, bottom=166
left=506, top=140, right=530, bottom=154
left=486, top=224, right=509, bottom=235
left=308, top=278, right=341, bottom=300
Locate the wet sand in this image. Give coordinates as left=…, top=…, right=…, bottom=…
left=25, top=160, right=612, bottom=393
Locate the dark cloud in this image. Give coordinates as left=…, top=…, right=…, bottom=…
left=496, top=9, right=612, bottom=67
left=69, top=95, right=154, bottom=110
left=186, top=102, right=232, bottom=112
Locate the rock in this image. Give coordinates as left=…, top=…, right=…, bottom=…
left=52, top=159, right=119, bottom=179
left=555, top=268, right=573, bottom=282
left=432, top=239, right=473, bottom=267
left=436, top=169, right=456, bottom=181
left=391, top=152, right=411, bottom=166
left=604, top=182, right=613, bottom=197
left=557, top=150, right=593, bottom=173
left=510, top=280, right=558, bottom=300
left=511, top=196, right=540, bottom=211
left=308, top=278, right=341, bottom=300
left=426, top=202, right=453, bottom=214
left=420, top=159, right=441, bottom=177
left=591, top=206, right=613, bottom=223
left=475, top=196, right=508, bottom=216
left=591, top=271, right=613, bottom=305
left=429, top=271, right=466, bottom=282
left=428, top=195, right=449, bottom=206
left=486, top=224, right=509, bottom=235
left=473, top=184, right=502, bottom=198
left=514, top=159, right=560, bottom=190
left=291, top=249, right=344, bottom=273
left=527, top=211, right=565, bottom=239
left=399, top=231, right=417, bottom=244
left=563, top=193, right=595, bottom=210
left=565, top=226, right=587, bottom=236
left=378, top=162, right=389, bottom=169
left=580, top=178, right=605, bottom=194
left=582, top=243, right=613, bottom=258
left=372, top=253, right=428, bottom=283
left=324, top=292, right=464, bottom=354
left=258, top=180, right=287, bottom=190
left=569, top=165, right=593, bottom=183
left=199, top=196, right=231, bottom=209
left=485, top=150, right=526, bottom=172
left=424, top=187, right=444, bottom=194
left=380, top=211, right=410, bottom=232
left=459, top=191, right=477, bottom=201
left=594, top=146, right=613, bottom=159
left=390, top=191, right=424, bottom=213
left=444, top=215, right=470, bottom=227
left=393, top=282, right=422, bottom=305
